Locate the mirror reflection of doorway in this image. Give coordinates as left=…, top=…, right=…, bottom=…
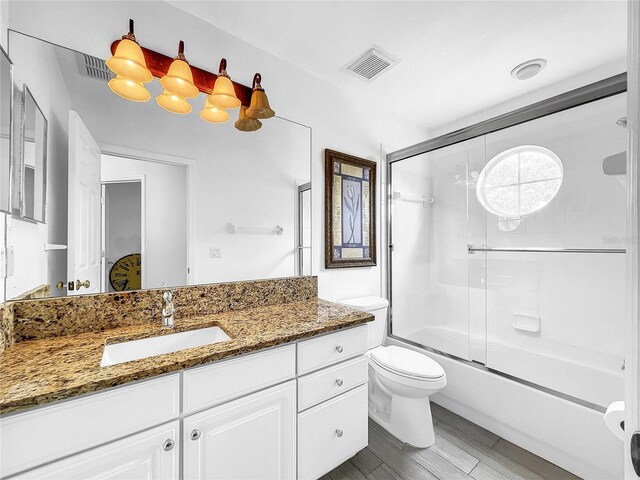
left=102, top=181, right=142, bottom=292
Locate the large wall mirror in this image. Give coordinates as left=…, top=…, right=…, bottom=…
left=4, top=31, right=312, bottom=301
left=0, top=47, right=11, bottom=214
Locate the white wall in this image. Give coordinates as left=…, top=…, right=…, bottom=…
left=102, top=154, right=187, bottom=289
left=6, top=0, right=426, bottom=302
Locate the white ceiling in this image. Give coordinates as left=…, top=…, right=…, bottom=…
left=169, top=1, right=627, bottom=131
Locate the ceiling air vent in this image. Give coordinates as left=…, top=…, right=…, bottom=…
left=81, top=53, right=112, bottom=82
left=345, top=48, right=397, bottom=82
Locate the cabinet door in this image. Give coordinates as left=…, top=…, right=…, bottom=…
left=12, top=421, right=179, bottom=480
left=184, top=380, right=296, bottom=480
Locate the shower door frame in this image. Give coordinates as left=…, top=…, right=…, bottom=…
left=385, top=73, right=627, bottom=412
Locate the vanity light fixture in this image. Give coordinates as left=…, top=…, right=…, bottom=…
left=246, top=73, right=275, bottom=119
left=235, top=106, right=262, bottom=132
left=108, top=20, right=275, bottom=131
left=156, top=41, right=198, bottom=113
left=200, top=100, right=230, bottom=124
left=106, top=19, right=153, bottom=102
left=207, top=58, right=242, bottom=109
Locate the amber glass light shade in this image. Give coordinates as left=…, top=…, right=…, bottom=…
left=235, top=106, right=262, bottom=132
left=246, top=74, right=275, bottom=119
left=156, top=90, right=192, bottom=114
left=108, top=75, right=151, bottom=102
left=160, top=59, right=199, bottom=98
left=200, top=100, right=230, bottom=124
left=208, top=74, right=241, bottom=109
left=106, top=38, right=153, bottom=84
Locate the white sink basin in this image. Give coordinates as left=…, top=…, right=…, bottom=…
left=100, top=326, right=231, bottom=367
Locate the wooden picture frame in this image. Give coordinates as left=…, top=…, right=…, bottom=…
left=325, top=149, right=376, bottom=268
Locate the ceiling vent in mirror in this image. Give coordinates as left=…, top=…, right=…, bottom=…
left=81, top=53, right=113, bottom=82
left=345, top=47, right=397, bottom=82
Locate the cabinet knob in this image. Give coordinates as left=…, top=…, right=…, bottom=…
left=76, top=279, right=91, bottom=290
left=336, top=345, right=344, bottom=353
left=336, top=379, right=344, bottom=386
left=163, top=439, right=175, bottom=451
left=190, top=429, right=201, bottom=441
left=335, top=429, right=343, bottom=438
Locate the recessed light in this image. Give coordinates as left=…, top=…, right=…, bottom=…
left=510, top=58, right=547, bottom=80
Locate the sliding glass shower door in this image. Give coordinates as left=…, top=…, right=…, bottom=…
left=388, top=91, right=627, bottom=409
left=389, top=136, right=486, bottom=362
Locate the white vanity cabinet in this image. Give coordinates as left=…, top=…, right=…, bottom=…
left=0, top=325, right=370, bottom=480
left=183, top=381, right=297, bottom=480
left=0, top=374, right=181, bottom=478
left=11, top=421, right=180, bottom=480
left=296, top=325, right=369, bottom=479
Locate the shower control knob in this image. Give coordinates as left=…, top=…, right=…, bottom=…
left=336, top=379, right=344, bottom=386
left=336, top=346, right=344, bottom=353
left=335, top=429, right=343, bottom=438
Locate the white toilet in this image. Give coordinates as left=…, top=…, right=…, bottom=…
left=340, top=296, right=446, bottom=448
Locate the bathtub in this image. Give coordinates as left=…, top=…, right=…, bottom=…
left=388, top=327, right=624, bottom=479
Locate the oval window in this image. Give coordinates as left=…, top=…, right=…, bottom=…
left=476, top=145, right=563, bottom=218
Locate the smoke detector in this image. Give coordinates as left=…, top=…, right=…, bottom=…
left=345, top=47, right=397, bottom=82
left=510, top=58, right=547, bottom=80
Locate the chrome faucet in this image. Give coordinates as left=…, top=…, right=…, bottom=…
left=162, top=286, right=175, bottom=328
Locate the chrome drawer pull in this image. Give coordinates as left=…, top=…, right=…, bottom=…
left=190, top=429, right=201, bottom=441
left=336, top=429, right=343, bottom=438
left=336, top=379, right=344, bottom=386
left=336, top=346, right=344, bottom=353
left=163, top=439, right=175, bottom=451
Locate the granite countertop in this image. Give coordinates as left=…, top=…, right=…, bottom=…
left=0, top=299, right=373, bottom=415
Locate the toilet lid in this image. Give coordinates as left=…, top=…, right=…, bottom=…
left=370, top=346, right=445, bottom=379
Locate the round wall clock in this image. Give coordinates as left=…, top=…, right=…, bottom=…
left=109, top=253, right=141, bottom=291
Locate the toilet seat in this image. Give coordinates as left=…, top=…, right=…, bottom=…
left=370, top=346, right=445, bottom=381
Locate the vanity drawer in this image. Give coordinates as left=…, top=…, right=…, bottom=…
left=298, top=384, right=368, bottom=480
left=297, top=356, right=368, bottom=411
left=0, top=374, right=180, bottom=478
left=183, top=343, right=296, bottom=414
left=297, top=325, right=368, bottom=375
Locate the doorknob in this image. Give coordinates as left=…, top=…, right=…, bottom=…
left=76, top=279, right=91, bottom=290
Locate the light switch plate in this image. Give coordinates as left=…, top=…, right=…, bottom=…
left=209, top=247, right=222, bottom=259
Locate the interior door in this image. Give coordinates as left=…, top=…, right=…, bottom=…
left=68, top=111, right=101, bottom=295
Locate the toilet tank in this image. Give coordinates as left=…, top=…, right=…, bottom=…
left=339, top=296, right=389, bottom=349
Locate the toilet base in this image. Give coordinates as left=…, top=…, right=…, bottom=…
left=369, top=396, right=435, bottom=448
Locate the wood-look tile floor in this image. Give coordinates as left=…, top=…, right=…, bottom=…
left=321, top=403, right=582, bottom=480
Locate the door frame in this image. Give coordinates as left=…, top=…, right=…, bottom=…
left=99, top=144, right=195, bottom=285
left=625, top=0, right=639, bottom=478
left=297, top=181, right=311, bottom=276
left=100, top=176, right=146, bottom=293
